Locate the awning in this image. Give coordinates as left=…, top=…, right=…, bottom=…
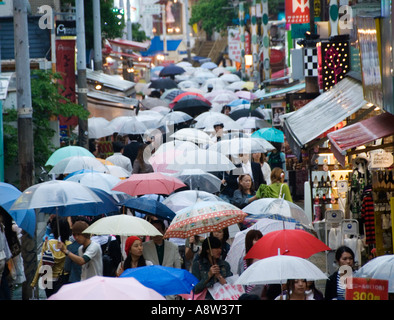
left=328, top=112, right=394, bottom=167
left=140, top=36, right=182, bottom=57
left=86, top=69, right=135, bottom=95
left=108, top=38, right=150, bottom=51
left=282, top=77, right=368, bottom=158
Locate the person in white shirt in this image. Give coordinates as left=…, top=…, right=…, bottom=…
left=106, top=141, right=132, bottom=173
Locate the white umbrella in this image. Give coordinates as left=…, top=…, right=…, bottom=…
left=204, top=90, right=238, bottom=103
left=235, top=255, right=328, bottom=285
left=150, top=106, right=171, bottom=115
left=208, top=137, right=273, bottom=155
left=159, top=111, right=192, bottom=126
left=225, top=218, right=297, bottom=275
left=243, top=198, right=312, bottom=228
left=163, top=190, right=222, bottom=212
left=194, top=112, right=242, bottom=131
left=192, top=70, right=216, bottom=84
left=212, top=66, right=230, bottom=76
left=83, top=214, right=163, bottom=237
left=136, top=111, right=161, bottom=130
left=220, top=73, right=241, bottom=83
left=48, top=156, right=108, bottom=175
left=166, top=149, right=236, bottom=172
left=201, top=61, right=218, bottom=69
left=200, top=78, right=227, bottom=92
left=236, top=117, right=270, bottom=130
left=107, top=116, right=134, bottom=133
left=355, top=255, right=394, bottom=293
left=177, top=80, right=200, bottom=90
left=176, top=61, right=193, bottom=68
left=171, top=128, right=212, bottom=145
left=174, top=169, right=222, bottom=193
left=87, top=117, right=115, bottom=139
left=65, top=172, right=122, bottom=194
left=227, top=81, right=246, bottom=91
left=154, top=140, right=199, bottom=155
left=105, top=165, right=131, bottom=178
left=117, top=117, right=149, bottom=135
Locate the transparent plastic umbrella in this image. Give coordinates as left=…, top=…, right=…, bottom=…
left=162, top=190, right=222, bottom=212
left=174, top=169, right=222, bottom=193
left=48, top=156, right=108, bottom=175
left=45, top=146, right=95, bottom=166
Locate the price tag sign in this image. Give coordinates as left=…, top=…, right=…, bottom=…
left=346, top=278, right=388, bottom=300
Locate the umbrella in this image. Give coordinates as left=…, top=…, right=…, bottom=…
left=160, top=89, right=185, bottom=103
left=235, top=255, right=328, bottom=285
left=229, top=108, right=265, bottom=121
left=164, top=201, right=247, bottom=239
left=166, top=149, right=236, bottom=172
left=120, top=265, right=199, bottom=296
left=178, top=80, right=200, bottom=90
left=105, top=165, right=131, bottom=178
left=112, top=172, right=186, bottom=196
left=200, top=78, right=228, bottom=92
left=174, top=168, right=222, bottom=193
left=225, top=218, right=298, bottom=275
left=48, top=156, right=108, bottom=175
left=117, top=117, right=149, bottom=136
left=87, top=117, right=115, bottom=139
left=176, top=61, right=193, bottom=67
left=151, top=106, right=171, bottom=114
left=355, top=255, right=394, bottom=293
left=65, top=171, right=122, bottom=194
left=227, top=81, right=247, bottom=91
left=159, top=64, right=185, bottom=77
left=45, top=146, right=95, bottom=167
left=219, top=73, right=241, bottom=83
left=227, top=99, right=251, bottom=107
left=201, top=61, right=218, bottom=69
left=251, top=127, right=285, bottom=143
left=236, top=117, right=270, bottom=130
left=170, top=94, right=211, bottom=109
left=159, top=111, right=192, bottom=126
left=235, top=91, right=257, bottom=101
left=172, top=98, right=211, bottom=117
left=192, top=70, right=217, bottom=84
left=212, top=66, right=230, bottom=76
left=149, top=78, right=178, bottom=90
left=48, top=275, right=165, bottom=300
left=162, top=190, right=222, bottom=213
left=195, top=113, right=242, bottom=132
left=120, top=197, right=176, bottom=221
left=107, top=116, right=134, bottom=133
left=141, top=97, right=169, bottom=109
left=243, top=198, right=312, bottom=229
left=154, top=140, right=199, bottom=155
left=244, top=229, right=331, bottom=260
left=82, top=214, right=163, bottom=237
left=172, top=91, right=205, bottom=104
left=0, top=182, right=35, bottom=237
left=208, top=137, right=274, bottom=155
left=171, top=128, right=212, bottom=145
left=136, top=112, right=162, bottom=130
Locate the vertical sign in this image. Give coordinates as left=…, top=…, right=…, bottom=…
left=239, top=2, right=246, bottom=79
left=260, top=0, right=270, bottom=81
left=228, top=27, right=241, bottom=63
left=251, top=1, right=259, bottom=89
left=56, top=39, right=78, bottom=126
left=285, top=0, right=310, bottom=24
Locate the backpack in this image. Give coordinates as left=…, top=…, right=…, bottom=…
left=269, top=152, right=283, bottom=169
left=102, top=236, right=117, bottom=277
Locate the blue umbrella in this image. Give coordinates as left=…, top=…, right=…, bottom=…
left=227, top=99, right=251, bottom=107
left=0, top=182, right=35, bottom=237
left=120, top=265, right=199, bottom=296
left=41, top=187, right=120, bottom=216
left=251, top=127, right=285, bottom=143
left=120, top=197, right=175, bottom=221
left=64, top=169, right=100, bottom=179
left=159, top=64, right=185, bottom=77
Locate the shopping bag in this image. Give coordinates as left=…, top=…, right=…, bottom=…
left=208, top=275, right=245, bottom=300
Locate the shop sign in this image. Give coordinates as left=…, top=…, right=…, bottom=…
left=370, top=151, right=393, bottom=168
left=346, top=278, right=388, bottom=300
left=285, top=0, right=310, bottom=24
left=228, top=28, right=241, bottom=63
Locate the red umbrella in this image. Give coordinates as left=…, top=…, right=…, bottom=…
left=112, top=172, right=186, bottom=196
left=171, top=92, right=205, bottom=104
left=244, top=229, right=331, bottom=260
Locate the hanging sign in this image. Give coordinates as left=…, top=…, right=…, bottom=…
left=346, top=278, right=388, bottom=300
left=370, top=151, right=393, bottom=168
left=285, top=0, right=310, bottom=24
left=228, top=27, right=241, bottom=63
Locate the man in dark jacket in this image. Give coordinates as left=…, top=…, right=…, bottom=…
left=122, top=134, right=142, bottom=166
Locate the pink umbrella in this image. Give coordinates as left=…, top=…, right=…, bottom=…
left=112, top=172, right=186, bottom=196
left=48, top=276, right=165, bottom=300
left=235, top=91, right=257, bottom=101
left=149, top=150, right=182, bottom=173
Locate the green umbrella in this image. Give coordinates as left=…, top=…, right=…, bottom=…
left=45, top=146, right=95, bottom=167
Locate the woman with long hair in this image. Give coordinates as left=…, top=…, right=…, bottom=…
left=231, top=174, right=258, bottom=208
left=132, top=144, right=154, bottom=174
left=256, top=167, right=293, bottom=202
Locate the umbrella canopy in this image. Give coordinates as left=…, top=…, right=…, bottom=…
left=87, top=117, right=115, bottom=139
left=151, top=106, right=171, bottom=114
left=174, top=168, right=222, bottom=193
left=117, top=117, right=149, bottom=136
left=229, top=108, right=265, bottom=121
left=0, top=182, right=35, bottom=237
left=112, top=172, right=186, bottom=196
left=48, top=275, right=165, bottom=300
left=244, top=229, right=331, bottom=260
left=176, top=61, right=193, bottom=67
left=201, top=61, right=218, bottom=69
left=236, top=117, right=270, bottom=130
left=162, top=190, right=222, bottom=213
left=178, top=80, right=200, bottom=90
left=120, top=265, right=199, bottom=296
left=208, top=137, right=274, bottom=155
left=159, top=111, right=193, bottom=126
left=105, top=165, right=131, bottom=178
left=235, top=91, right=257, bottom=101
left=219, top=73, right=241, bottom=83
left=149, top=78, right=178, bottom=90
left=200, top=78, right=228, bottom=92
left=355, top=255, right=394, bottom=293
left=227, top=99, right=251, bottom=107
left=171, top=128, right=212, bottom=145
left=235, top=255, right=328, bottom=285
left=225, top=218, right=298, bottom=275
left=166, top=149, right=236, bottom=172
left=45, top=146, right=95, bottom=167
left=212, top=66, right=230, bottom=76
left=243, top=198, right=312, bottom=229
left=172, top=91, right=205, bottom=104
left=83, top=214, right=163, bottom=237
left=154, top=140, right=199, bottom=155
left=10, top=180, right=102, bottom=212
left=195, top=114, right=242, bottom=132
left=141, top=97, right=169, bottom=109
left=159, top=64, right=185, bottom=77
left=48, top=156, right=108, bottom=175
left=227, top=81, right=247, bottom=91
left=160, top=89, right=185, bottom=103
left=164, top=201, right=247, bottom=239
left=172, top=98, right=211, bottom=117
left=120, top=197, right=176, bottom=221
left=252, top=127, right=285, bottom=143
left=65, top=172, right=122, bottom=194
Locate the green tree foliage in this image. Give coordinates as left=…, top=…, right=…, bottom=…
left=189, top=0, right=237, bottom=37
left=3, top=70, right=89, bottom=172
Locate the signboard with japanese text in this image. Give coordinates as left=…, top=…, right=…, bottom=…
left=285, top=0, right=310, bottom=24
left=228, top=28, right=241, bottom=63
left=346, top=278, right=388, bottom=300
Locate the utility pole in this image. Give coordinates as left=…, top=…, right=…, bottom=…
left=126, top=0, right=132, bottom=40
left=93, top=0, right=102, bottom=71
left=183, top=0, right=192, bottom=63
left=13, top=0, right=36, bottom=300
left=76, top=0, right=89, bottom=149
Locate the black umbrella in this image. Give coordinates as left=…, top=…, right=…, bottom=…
left=159, top=64, right=185, bottom=77
left=149, top=78, right=178, bottom=90
left=228, top=108, right=265, bottom=121
left=173, top=98, right=211, bottom=117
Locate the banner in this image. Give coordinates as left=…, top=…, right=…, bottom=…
left=346, top=278, right=388, bottom=300
left=285, top=0, right=310, bottom=24
left=228, top=28, right=241, bottom=63
left=56, top=39, right=78, bottom=126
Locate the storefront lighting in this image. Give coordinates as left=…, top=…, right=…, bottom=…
left=245, top=54, right=253, bottom=66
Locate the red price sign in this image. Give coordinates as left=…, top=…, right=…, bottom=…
left=346, top=278, right=388, bottom=300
